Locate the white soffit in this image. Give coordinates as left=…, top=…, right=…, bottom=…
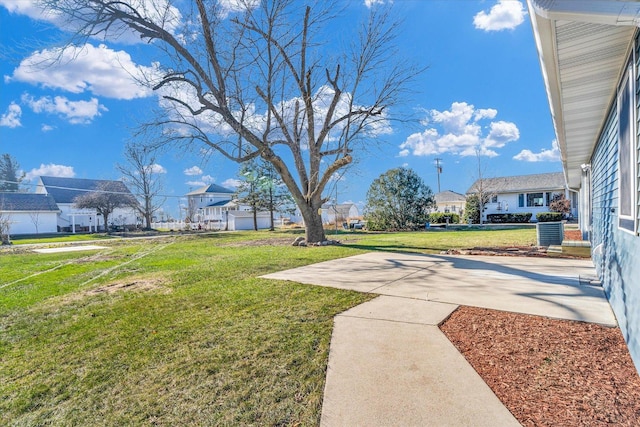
left=528, top=0, right=640, bottom=189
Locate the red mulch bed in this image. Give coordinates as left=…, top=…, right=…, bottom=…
left=440, top=306, right=640, bottom=426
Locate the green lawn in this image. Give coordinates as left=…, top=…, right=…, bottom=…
left=0, top=228, right=536, bottom=426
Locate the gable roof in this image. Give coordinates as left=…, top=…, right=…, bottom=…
left=186, top=184, right=235, bottom=196
left=467, top=172, right=566, bottom=194
left=528, top=0, right=640, bottom=188
left=434, top=191, right=466, bottom=204
left=0, top=193, right=59, bottom=212
left=206, top=200, right=236, bottom=207
left=39, top=176, right=132, bottom=204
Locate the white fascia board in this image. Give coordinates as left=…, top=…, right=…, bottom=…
left=527, top=0, right=569, bottom=172
left=529, top=0, right=640, bottom=26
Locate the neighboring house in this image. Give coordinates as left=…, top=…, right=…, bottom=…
left=466, top=172, right=577, bottom=222
left=186, top=184, right=239, bottom=229
left=185, top=183, right=274, bottom=230
left=36, top=176, right=138, bottom=232
left=432, top=191, right=466, bottom=216
left=0, top=193, right=59, bottom=235
left=321, top=203, right=360, bottom=225
left=528, top=1, right=640, bottom=370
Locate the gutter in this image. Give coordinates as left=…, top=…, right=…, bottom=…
left=529, top=0, right=640, bottom=27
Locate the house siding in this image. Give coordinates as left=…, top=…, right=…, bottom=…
left=591, top=45, right=640, bottom=370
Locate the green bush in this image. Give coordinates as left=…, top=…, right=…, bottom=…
left=428, top=212, right=460, bottom=224
left=486, top=213, right=532, bottom=223
left=536, top=212, right=563, bottom=222
left=463, top=195, right=481, bottom=224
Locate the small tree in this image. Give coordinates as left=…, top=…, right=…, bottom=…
left=0, top=206, right=11, bottom=244
left=235, top=161, right=268, bottom=231
left=550, top=193, right=571, bottom=216
left=28, top=211, right=41, bottom=234
left=73, top=181, right=138, bottom=232
left=463, top=194, right=482, bottom=224
left=116, top=143, right=166, bottom=230
left=0, top=154, right=24, bottom=192
left=364, top=168, right=434, bottom=231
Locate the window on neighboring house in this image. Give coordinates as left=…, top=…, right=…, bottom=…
left=618, top=60, right=637, bottom=233
left=545, top=192, right=552, bottom=207
left=527, top=193, right=544, bottom=207
left=518, top=194, right=524, bottom=208
left=491, top=195, right=498, bottom=203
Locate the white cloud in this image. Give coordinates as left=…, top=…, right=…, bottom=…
left=399, top=102, right=519, bottom=158
left=0, top=0, right=61, bottom=23
left=0, top=0, right=182, bottom=43
left=186, top=180, right=205, bottom=187
left=473, top=0, right=526, bottom=32
left=25, top=163, right=75, bottom=181
left=41, top=124, right=54, bottom=132
left=485, top=120, right=520, bottom=147
left=217, top=0, right=260, bottom=17
left=0, top=103, right=22, bottom=128
left=364, top=0, right=388, bottom=8
left=201, top=175, right=215, bottom=184
left=184, top=166, right=203, bottom=176
left=146, top=163, right=167, bottom=174
left=222, top=178, right=242, bottom=189
left=514, top=139, right=561, bottom=162
left=22, top=94, right=107, bottom=124
left=7, top=44, right=158, bottom=100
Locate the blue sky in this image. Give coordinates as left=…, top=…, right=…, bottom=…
left=0, top=0, right=561, bottom=218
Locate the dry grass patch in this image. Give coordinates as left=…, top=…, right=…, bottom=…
left=85, top=277, right=171, bottom=296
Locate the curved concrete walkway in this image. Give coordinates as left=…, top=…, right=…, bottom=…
left=263, top=252, right=616, bottom=426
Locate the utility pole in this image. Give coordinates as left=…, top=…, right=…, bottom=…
left=435, top=158, right=442, bottom=193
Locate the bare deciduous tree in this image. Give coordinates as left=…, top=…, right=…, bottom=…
left=73, top=181, right=138, bottom=232
left=42, top=0, right=419, bottom=243
left=117, top=143, right=166, bottom=230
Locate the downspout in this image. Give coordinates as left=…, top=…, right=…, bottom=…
left=580, top=163, right=592, bottom=241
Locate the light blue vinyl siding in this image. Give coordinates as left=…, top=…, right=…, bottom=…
left=589, top=34, right=640, bottom=371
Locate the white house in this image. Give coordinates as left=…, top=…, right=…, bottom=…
left=432, top=191, right=466, bottom=215
left=36, top=176, right=138, bottom=232
left=467, top=172, right=577, bottom=222
left=186, top=184, right=239, bottom=230
left=0, top=193, right=60, bottom=236
left=185, top=183, right=275, bottom=230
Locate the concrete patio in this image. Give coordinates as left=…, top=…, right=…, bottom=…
left=262, top=252, right=616, bottom=426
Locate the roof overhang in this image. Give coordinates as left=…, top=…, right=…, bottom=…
left=527, top=0, right=640, bottom=188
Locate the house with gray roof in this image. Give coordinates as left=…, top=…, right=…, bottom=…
left=184, top=183, right=272, bottom=230
left=467, top=172, right=577, bottom=222
left=0, top=193, right=60, bottom=235
left=432, top=191, right=467, bottom=216
left=36, top=176, right=138, bottom=232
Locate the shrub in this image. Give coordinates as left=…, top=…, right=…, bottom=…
left=463, top=195, right=481, bottom=224
left=428, top=212, right=460, bottom=224
left=486, top=213, right=532, bottom=223
left=536, top=212, right=563, bottom=222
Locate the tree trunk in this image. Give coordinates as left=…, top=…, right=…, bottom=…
left=253, top=207, right=258, bottom=231
left=299, top=203, right=326, bottom=244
